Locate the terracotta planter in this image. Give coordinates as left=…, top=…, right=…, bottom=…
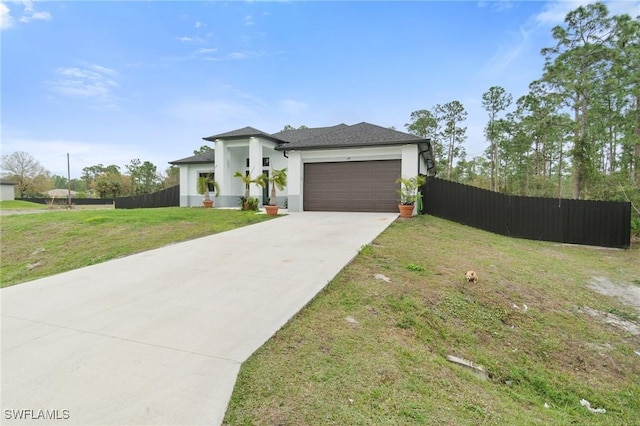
left=398, top=204, right=415, bottom=218
left=264, top=205, right=279, bottom=216
left=203, top=199, right=214, bottom=208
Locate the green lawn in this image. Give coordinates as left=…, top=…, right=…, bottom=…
left=224, top=215, right=640, bottom=426
left=0, top=207, right=274, bottom=287
left=0, top=200, right=48, bottom=210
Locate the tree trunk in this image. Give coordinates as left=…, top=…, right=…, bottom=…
left=446, top=132, right=454, bottom=180
left=557, top=139, right=563, bottom=198
left=572, top=104, right=581, bottom=200
left=635, top=93, right=640, bottom=184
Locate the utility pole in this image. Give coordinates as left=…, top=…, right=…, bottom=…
left=67, top=153, right=72, bottom=208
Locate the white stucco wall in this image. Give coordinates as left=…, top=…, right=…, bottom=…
left=178, top=164, right=215, bottom=207
left=198, top=137, right=290, bottom=208
left=177, top=140, right=420, bottom=211
left=1, top=184, right=16, bottom=201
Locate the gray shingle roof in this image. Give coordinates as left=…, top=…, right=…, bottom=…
left=169, top=150, right=215, bottom=165
left=0, top=179, right=17, bottom=185
left=197, top=122, right=429, bottom=152
left=271, top=124, right=349, bottom=143
left=203, top=126, right=272, bottom=141
left=274, top=122, right=425, bottom=151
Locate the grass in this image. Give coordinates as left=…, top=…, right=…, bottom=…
left=0, top=200, right=48, bottom=210
left=0, top=207, right=273, bottom=287
left=224, top=215, right=640, bottom=426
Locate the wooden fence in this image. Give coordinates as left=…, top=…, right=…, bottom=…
left=18, top=197, right=114, bottom=205
left=420, top=178, right=631, bottom=248
left=114, top=186, right=179, bottom=209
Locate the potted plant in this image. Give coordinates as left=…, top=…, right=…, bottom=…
left=234, top=171, right=267, bottom=211
left=264, top=168, right=287, bottom=216
left=396, top=175, right=427, bottom=218
left=198, top=175, right=220, bottom=208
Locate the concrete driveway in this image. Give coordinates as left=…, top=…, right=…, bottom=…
left=1, top=212, right=397, bottom=425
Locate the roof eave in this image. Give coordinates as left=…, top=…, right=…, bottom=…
left=203, top=134, right=285, bottom=144
left=274, top=140, right=426, bottom=151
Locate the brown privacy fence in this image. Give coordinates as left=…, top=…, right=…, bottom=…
left=114, top=186, right=179, bottom=209
left=18, top=197, right=114, bottom=205
left=420, top=178, right=631, bottom=249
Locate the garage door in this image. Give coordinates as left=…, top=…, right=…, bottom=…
left=303, top=160, right=401, bottom=212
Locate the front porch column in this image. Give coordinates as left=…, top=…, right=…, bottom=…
left=214, top=140, right=235, bottom=207
left=248, top=137, right=263, bottom=202
left=287, top=151, right=302, bottom=212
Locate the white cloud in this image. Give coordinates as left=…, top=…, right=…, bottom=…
left=165, top=87, right=267, bottom=130
left=176, top=36, right=194, bottom=42
left=535, top=0, right=592, bottom=25
left=535, top=1, right=640, bottom=26
left=19, top=9, right=50, bottom=23
left=482, top=25, right=533, bottom=76
left=46, top=64, right=122, bottom=109
left=0, top=2, right=14, bottom=30
left=1, top=0, right=51, bottom=30
left=607, top=1, right=640, bottom=17
left=195, top=47, right=218, bottom=54
left=0, top=135, right=141, bottom=178
left=279, top=99, right=308, bottom=114
left=245, top=15, right=254, bottom=26
left=195, top=21, right=203, bottom=28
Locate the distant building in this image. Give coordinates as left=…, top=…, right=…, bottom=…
left=0, top=179, right=17, bottom=201
left=46, top=189, right=78, bottom=198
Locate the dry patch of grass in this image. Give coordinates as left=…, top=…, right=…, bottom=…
left=0, top=208, right=273, bottom=287
left=225, top=215, right=640, bottom=425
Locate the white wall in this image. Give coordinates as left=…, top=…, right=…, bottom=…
left=1, top=184, right=16, bottom=201
left=178, top=141, right=419, bottom=211
left=178, top=164, right=215, bottom=207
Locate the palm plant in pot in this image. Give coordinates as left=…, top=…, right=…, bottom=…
left=265, top=168, right=287, bottom=216
left=198, top=175, right=221, bottom=208
left=234, top=171, right=267, bottom=211
left=396, top=175, right=427, bottom=218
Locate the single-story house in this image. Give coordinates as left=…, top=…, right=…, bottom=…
left=0, top=179, right=17, bottom=201
left=169, top=122, right=434, bottom=213
left=46, top=189, right=78, bottom=198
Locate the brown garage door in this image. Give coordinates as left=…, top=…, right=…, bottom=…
left=303, top=160, right=401, bottom=212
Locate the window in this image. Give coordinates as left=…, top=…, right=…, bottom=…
left=247, top=157, right=270, bottom=167
left=198, top=172, right=216, bottom=191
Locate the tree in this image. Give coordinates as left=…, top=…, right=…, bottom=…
left=482, top=86, right=513, bottom=192
left=125, top=159, right=160, bottom=194
left=164, top=165, right=180, bottom=187
left=610, top=13, right=640, bottom=184
left=540, top=2, right=614, bottom=198
left=0, top=151, right=50, bottom=197
left=281, top=124, right=308, bottom=131
left=267, top=168, right=287, bottom=206
left=193, top=145, right=213, bottom=156
left=437, top=101, right=468, bottom=180
left=92, top=172, right=123, bottom=198
left=233, top=171, right=266, bottom=207
left=406, top=109, right=445, bottom=174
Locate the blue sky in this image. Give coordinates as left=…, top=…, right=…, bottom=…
left=2, top=0, right=639, bottom=179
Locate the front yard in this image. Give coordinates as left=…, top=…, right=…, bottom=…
left=0, top=207, right=273, bottom=287
left=224, top=215, right=640, bottom=425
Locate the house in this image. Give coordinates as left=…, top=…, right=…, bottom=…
left=46, top=189, right=78, bottom=198
left=169, top=122, right=434, bottom=212
left=0, top=179, right=17, bottom=201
